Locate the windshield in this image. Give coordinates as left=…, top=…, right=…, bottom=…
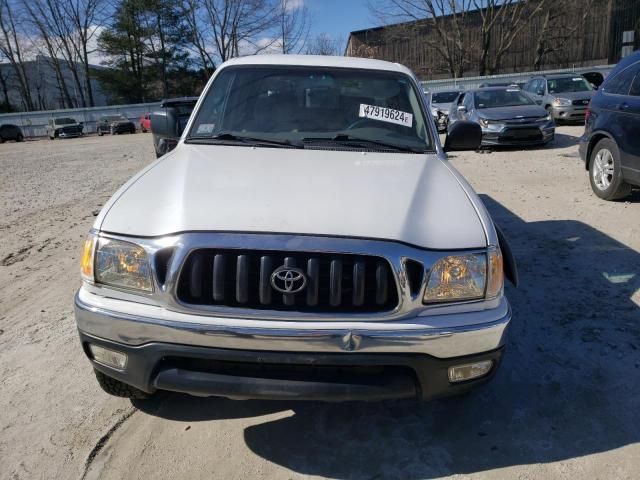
left=106, top=115, right=126, bottom=122
left=474, top=89, right=535, bottom=109
left=55, top=117, right=76, bottom=125
left=431, top=91, right=459, bottom=103
left=548, top=77, right=592, bottom=93
left=188, top=65, right=431, bottom=152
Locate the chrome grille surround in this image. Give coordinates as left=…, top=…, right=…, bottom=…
left=88, top=230, right=489, bottom=322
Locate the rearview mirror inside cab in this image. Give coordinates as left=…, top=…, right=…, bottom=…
left=444, top=121, right=482, bottom=152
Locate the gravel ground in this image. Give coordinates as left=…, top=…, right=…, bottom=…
left=1, top=127, right=639, bottom=480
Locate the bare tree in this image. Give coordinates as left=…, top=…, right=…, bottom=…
left=473, top=0, right=546, bottom=75
left=275, top=0, right=309, bottom=54
left=21, top=0, right=77, bottom=108
left=197, top=0, right=278, bottom=62
left=0, top=0, right=35, bottom=110
left=306, top=32, right=340, bottom=56
left=532, top=0, right=595, bottom=70
left=369, top=0, right=474, bottom=78
left=62, top=0, right=106, bottom=107
left=180, top=0, right=217, bottom=78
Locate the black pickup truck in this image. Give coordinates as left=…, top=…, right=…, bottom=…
left=150, top=97, right=199, bottom=157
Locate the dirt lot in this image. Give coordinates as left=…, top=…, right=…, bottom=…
left=1, top=128, right=639, bottom=480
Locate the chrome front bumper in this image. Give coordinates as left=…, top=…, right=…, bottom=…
left=75, top=288, right=511, bottom=359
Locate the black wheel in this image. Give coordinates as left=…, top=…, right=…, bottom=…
left=16, top=134, right=23, bottom=142
left=94, top=369, right=149, bottom=399
left=589, top=138, right=632, bottom=200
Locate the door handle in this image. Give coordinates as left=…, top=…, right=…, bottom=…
left=619, top=102, right=630, bottom=110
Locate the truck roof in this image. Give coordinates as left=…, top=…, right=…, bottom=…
left=222, top=54, right=414, bottom=76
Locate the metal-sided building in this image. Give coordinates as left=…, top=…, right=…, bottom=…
left=346, top=0, right=640, bottom=80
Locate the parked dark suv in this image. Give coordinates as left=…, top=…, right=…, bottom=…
left=0, top=124, right=24, bottom=142
left=579, top=51, right=640, bottom=200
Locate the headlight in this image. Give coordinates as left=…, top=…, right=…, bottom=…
left=423, top=254, right=487, bottom=303
left=537, top=113, right=552, bottom=122
left=83, top=236, right=153, bottom=292
left=552, top=97, right=571, bottom=106
left=478, top=118, right=504, bottom=131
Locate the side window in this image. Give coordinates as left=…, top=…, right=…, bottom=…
left=464, top=93, right=474, bottom=109
left=629, top=74, right=640, bottom=97
left=604, top=63, right=640, bottom=95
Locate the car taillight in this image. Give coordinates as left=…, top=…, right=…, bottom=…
left=585, top=106, right=591, bottom=124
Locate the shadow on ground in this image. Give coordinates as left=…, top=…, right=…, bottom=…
left=135, top=196, right=640, bottom=478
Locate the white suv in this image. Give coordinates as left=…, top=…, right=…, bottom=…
left=75, top=55, right=517, bottom=402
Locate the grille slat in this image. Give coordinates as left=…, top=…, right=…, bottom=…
left=236, top=255, right=249, bottom=303
left=177, top=249, right=398, bottom=314
left=189, top=252, right=203, bottom=298
left=306, top=258, right=319, bottom=306
left=259, top=256, right=272, bottom=305
left=213, top=254, right=226, bottom=301
left=375, top=261, right=388, bottom=305
left=329, top=260, right=343, bottom=306
left=353, top=261, right=365, bottom=306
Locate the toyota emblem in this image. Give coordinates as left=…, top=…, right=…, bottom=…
left=270, top=266, right=307, bottom=294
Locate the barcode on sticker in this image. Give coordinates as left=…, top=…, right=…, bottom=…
left=359, top=104, right=413, bottom=127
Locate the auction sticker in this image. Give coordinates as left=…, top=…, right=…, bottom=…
left=359, top=104, right=413, bottom=127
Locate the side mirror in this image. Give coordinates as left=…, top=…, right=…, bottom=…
left=535, top=100, right=543, bottom=105
left=444, top=120, right=482, bottom=152
left=536, top=89, right=545, bottom=96
left=457, top=105, right=467, bottom=113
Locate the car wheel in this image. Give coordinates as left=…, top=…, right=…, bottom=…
left=94, top=369, right=149, bottom=399
left=589, top=138, right=632, bottom=200
left=16, top=133, right=23, bottom=142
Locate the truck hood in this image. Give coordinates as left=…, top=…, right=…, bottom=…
left=98, top=145, right=487, bottom=250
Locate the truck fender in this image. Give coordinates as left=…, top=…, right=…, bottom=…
left=495, top=224, right=519, bottom=287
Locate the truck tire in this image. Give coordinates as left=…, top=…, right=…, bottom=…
left=94, top=369, right=149, bottom=399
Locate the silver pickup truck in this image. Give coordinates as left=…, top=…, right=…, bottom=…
left=75, top=55, right=517, bottom=402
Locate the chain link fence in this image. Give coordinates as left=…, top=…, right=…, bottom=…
left=421, top=65, right=615, bottom=92
left=0, top=102, right=162, bottom=138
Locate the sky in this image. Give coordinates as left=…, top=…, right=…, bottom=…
left=305, top=0, right=375, bottom=47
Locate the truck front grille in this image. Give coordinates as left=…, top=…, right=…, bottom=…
left=176, top=249, right=398, bottom=313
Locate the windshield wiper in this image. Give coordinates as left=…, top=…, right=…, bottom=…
left=302, top=133, right=425, bottom=153
left=187, top=132, right=303, bottom=148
